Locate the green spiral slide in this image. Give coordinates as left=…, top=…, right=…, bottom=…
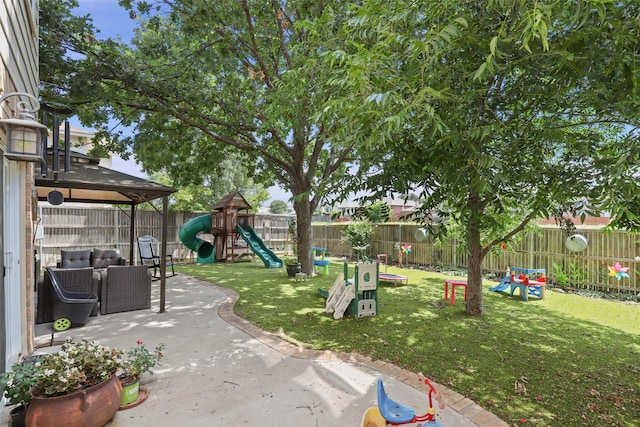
left=179, top=214, right=216, bottom=264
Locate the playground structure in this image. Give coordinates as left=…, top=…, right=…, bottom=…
left=313, top=247, right=330, bottom=275
left=489, top=266, right=546, bottom=301
left=179, top=192, right=282, bottom=267
left=361, top=373, right=444, bottom=427
left=318, top=260, right=378, bottom=319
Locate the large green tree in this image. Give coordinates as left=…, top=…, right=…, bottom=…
left=39, top=0, right=96, bottom=100
left=54, top=0, right=360, bottom=274
left=325, top=0, right=640, bottom=314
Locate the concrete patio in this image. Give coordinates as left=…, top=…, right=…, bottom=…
left=8, top=274, right=507, bottom=426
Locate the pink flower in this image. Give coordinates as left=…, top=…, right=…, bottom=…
left=137, top=340, right=143, bottom=345
left=520, top=419, right=527, bottom=423
left=536, top=396, right=543, bottom=401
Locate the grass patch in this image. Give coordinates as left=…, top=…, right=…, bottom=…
left=177, top=261, right=640, bottom=426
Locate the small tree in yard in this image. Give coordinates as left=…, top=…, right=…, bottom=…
left=341, top=221, right=374, bottom=261
left=326, top=1, right=640, bottom=315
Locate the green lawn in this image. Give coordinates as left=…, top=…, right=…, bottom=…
left=176, top=261, right=640, bottom=426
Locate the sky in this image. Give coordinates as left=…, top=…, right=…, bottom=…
left=71, top=0, right=292, bottom=204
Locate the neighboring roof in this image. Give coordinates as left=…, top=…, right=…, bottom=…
left=35, top=151, right=177, bottom=205
left=212, top=192, right=252, bottom=211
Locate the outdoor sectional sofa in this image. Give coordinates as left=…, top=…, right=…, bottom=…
left=99, top=265, right=151, bottom=314
left=56, top=248, right=127, bottom=269
left=37, top=249, right=152, bottom=323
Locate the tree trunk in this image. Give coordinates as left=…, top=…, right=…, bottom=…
left=466, top=234, right=484, bottom=315
left=293, top=197, right=314, bottom=275
left=466, top=194, right=485, bottom=315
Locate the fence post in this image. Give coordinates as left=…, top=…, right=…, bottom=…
left=453, top=238, right=457, bottom=267
left=529, top=232, right=535, bottom=268
left=324, top=224, right=328, bottom=250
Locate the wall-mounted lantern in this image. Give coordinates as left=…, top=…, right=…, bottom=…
left=0, top=91, right=47, bottom=162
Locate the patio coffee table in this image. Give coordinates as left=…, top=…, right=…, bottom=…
left=379, top=273, right=409, bottom=286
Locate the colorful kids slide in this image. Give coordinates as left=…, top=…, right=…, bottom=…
left=235, top=225, right=283, bottom=268
left=179, top=214, right=216, bottom=263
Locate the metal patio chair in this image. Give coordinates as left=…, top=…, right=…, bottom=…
left=137, top=235, right=176, bottom=279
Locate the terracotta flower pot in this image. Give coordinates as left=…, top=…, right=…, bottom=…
left=26, top=374, right=122, bottom=427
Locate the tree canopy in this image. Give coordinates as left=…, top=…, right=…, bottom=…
left=45, top=0, right=367, bottom=274
left=324, top=0, right=640, bottom=314
left=42, top=0, right=640, bottom=307
left=148, top=158, right=269, bottom=212
left=269, top=200, right=289, bottom=215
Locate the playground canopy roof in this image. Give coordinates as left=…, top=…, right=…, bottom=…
left=35, top=150, right=177, bottom=312
left=212, top=191, right=252, bottom=211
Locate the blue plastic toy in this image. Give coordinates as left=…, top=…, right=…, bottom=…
left=313, top=247, right=330, bottom=275
left=373, top=373, right=445, bottom=426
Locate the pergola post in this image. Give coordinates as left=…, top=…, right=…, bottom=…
left=160, top=195, right=168, bottom=313
left=129, top=205, right=136, bottom=265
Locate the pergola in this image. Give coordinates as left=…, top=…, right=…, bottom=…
left=35, top=151, right=177, bottom=312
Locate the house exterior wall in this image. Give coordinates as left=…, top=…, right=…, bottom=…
left=57, top=125, right=114, bottom=169
left=0, top=0, right=40, bottom=375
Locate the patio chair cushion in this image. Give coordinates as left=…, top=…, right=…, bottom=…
left=92, top=248, right=126, bottom=269
left=60, top=250, right=92, bottom=268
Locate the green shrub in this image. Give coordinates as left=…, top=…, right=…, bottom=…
left=552, top=262, right=590, bottom=288
left=341, top=221, right=374, bottom=260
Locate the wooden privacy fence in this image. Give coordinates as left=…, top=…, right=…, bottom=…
left=312, top=223, right=640, bottom=293
left=37, top=206, right=639, bottom=293
left=37, top=206, right=293, bottom=268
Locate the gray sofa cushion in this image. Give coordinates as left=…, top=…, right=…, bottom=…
left=92, top=248, right=125, bottom=269
left=60, top=250, right=92, bottom=268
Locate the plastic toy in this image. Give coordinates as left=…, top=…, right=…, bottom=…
left=398, top=243, right=412, bottom=266
left=608, top=262, right=629, bottom=281
left=46, top=268, right=98, bottom=331
left=489, top=266, right=546, bottom=301
left=608, top=262, right=629, bottom=293
left=313, top=247, right=331, bottom=275
left=317, top=261, right=378, bottom=319
left=365, top=373, right=445, bottom=426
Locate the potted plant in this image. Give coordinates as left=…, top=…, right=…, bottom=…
left=0, top=360, right=37, bottom=427
left=0, top=338, right=165, bottom=427
left=118, top=340, right=165, bottom=406
left=283, top=256, right=301, bottom=278
left=26, top=338, right=124, bottom=427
